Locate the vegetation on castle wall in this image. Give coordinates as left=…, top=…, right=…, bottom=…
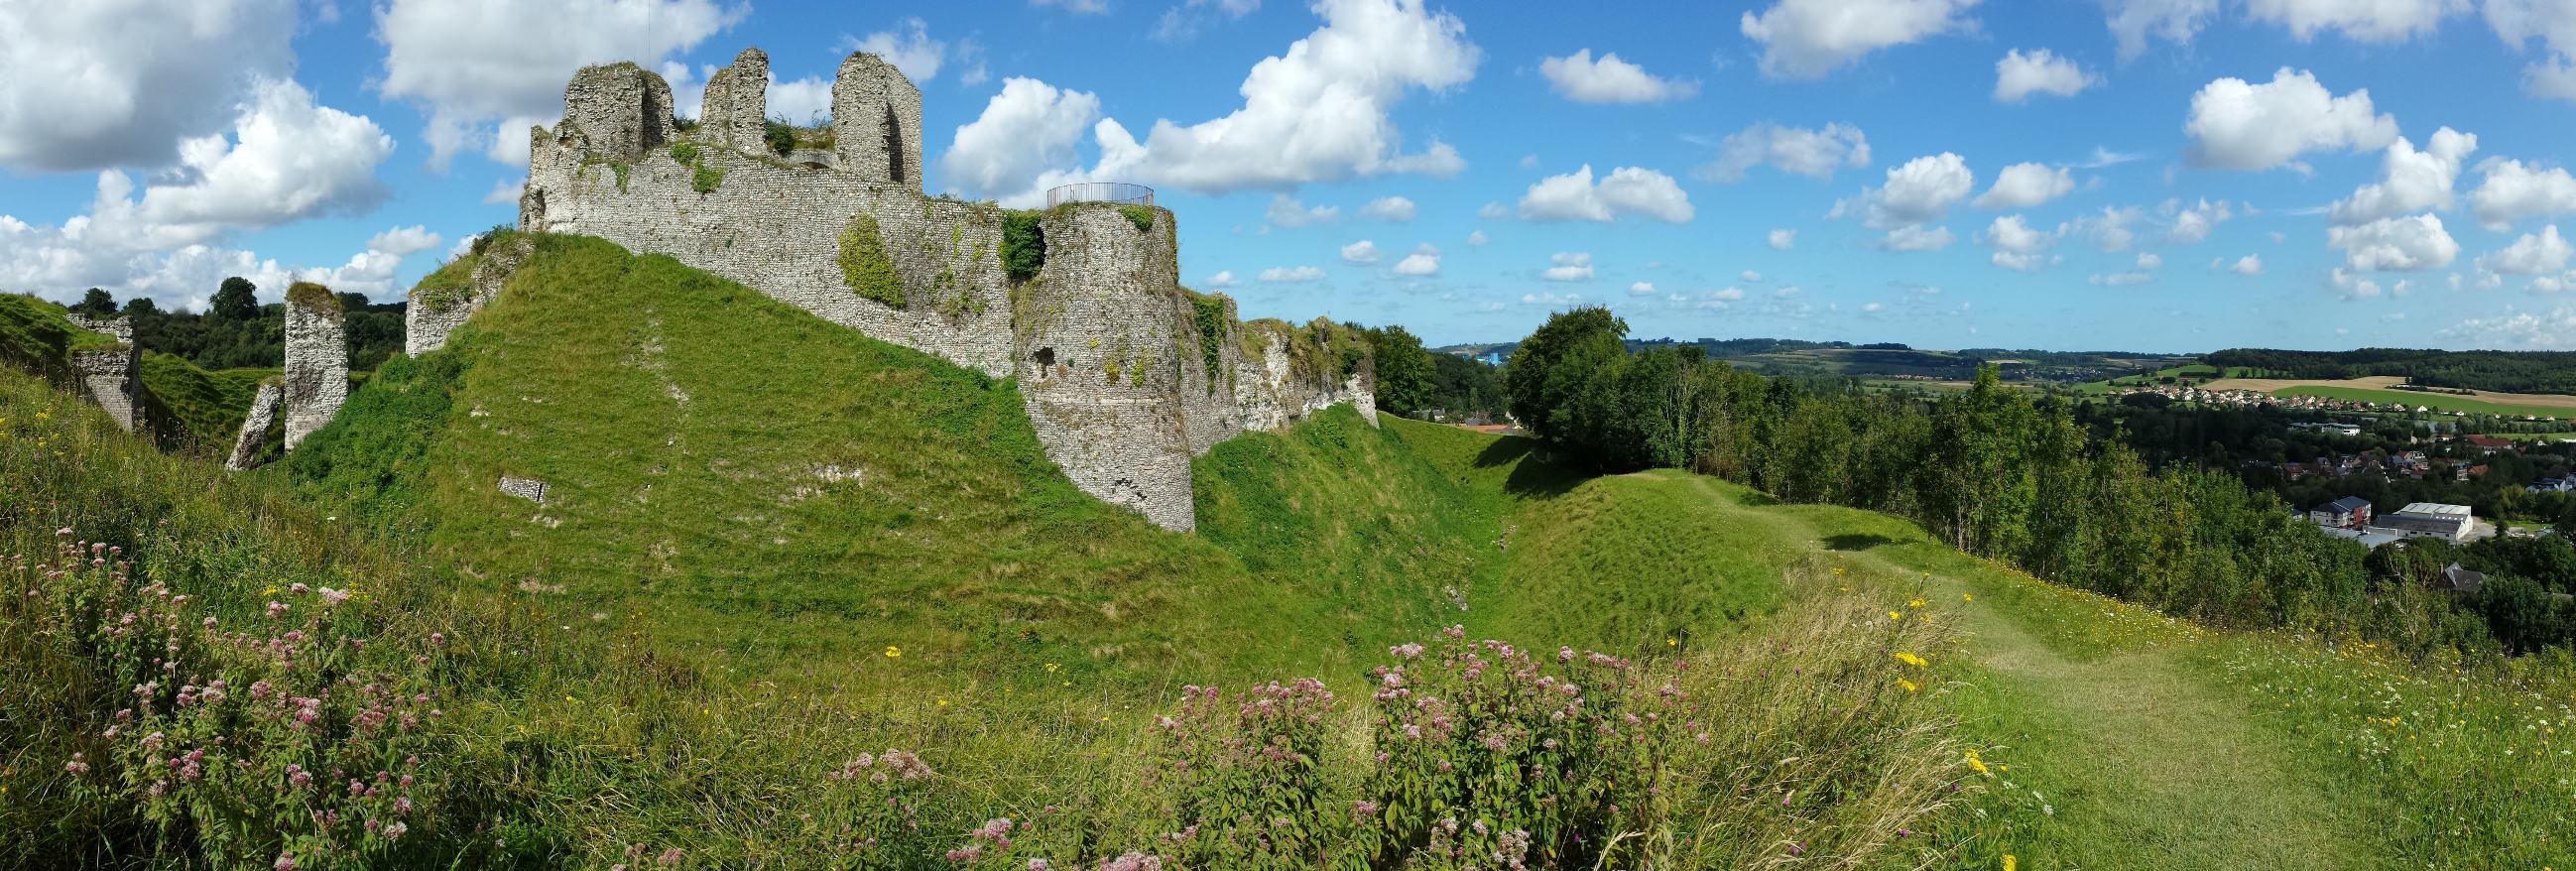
left=838, top=212, right=905, bottom=309
left=283, top=281, right=341, bottom=313
left=691, top=164, right=724, bottom=193
left=1117, top=204, right=1155, bottom=233
left=1000, top=210, right=1045, bottom=284
left=668, top=142, right=722, bottom=193
left=1183, top=290, right=1228, bottom=392
left=761, top=116, right=834, bottom=157
left=1240, top=316, right=1370, bottom=384
left=411, top=251, right=480, bottom=313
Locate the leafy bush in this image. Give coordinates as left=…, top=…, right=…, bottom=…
left=1001, top=210, right=1045, bottom=284
left=691, top=164, right=723, bottom=194
left=839, top=212, right=905, bottom=308
left=1186, top=292, right=1227, bottom=390
left=668, top=142, right=700, bottom=166
left=763, top=119, right=796, bottom=157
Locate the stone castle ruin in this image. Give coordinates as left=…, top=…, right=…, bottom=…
left=413, top=48, right=1375, bottom=531
left=64, top=312, right=138, bottom=432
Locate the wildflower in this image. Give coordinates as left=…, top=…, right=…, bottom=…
left=275, top=854, right=297, bottom=871
left=1963, top=593, right=1973, bottom=602
left=1908, top=597, right=1926, bottom=608
left=1352, top=800, right=1380, bottom=817
left=885, top=646, right=902, bottom=659
left=1665, top=637, right=1676, bottom=647
left=2004, top=855, right=2016, bottom=871
left=63, top=754, right=88, bottom=775
left=1894, top=651, right=1928, bottom=668
left=266, top=601, right=288, bottom=620
left=1889, top=611, right=1901, bottom=621
left=1898, top=679, right=1919, bottom=692
left=658, top=847, right=683, bottom=866
left=385, top=821, right=408, bottom=840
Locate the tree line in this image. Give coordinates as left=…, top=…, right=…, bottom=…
left=1504, top=307, right=2576, bottom=657
left=2204, top=347, right=2576, bottom=395
left=66, top=279, right=408, bottom=371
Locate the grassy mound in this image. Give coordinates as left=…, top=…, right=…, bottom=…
left=137, top=352, right=277, bottom=455
left=0, top=294, right=116, bottom=383
left=285, top=234, right=1491, bottom=690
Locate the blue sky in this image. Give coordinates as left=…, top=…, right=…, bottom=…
left=8, top=0, right=2576, bottom=352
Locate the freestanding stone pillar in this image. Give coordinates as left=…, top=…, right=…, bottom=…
left=281, top=283, right=347, bottom=449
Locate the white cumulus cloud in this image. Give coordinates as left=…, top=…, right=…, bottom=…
left=2105, top=0, right=2218, bottom=60
left=2329, top=128, right=2477, bottom=225
left=1882, top=224, right=1957, bottom=251
left=2329, top=213, right=2461, bottom=271
left=1394, top=243, right=1440, bottom=276
left=2184, top=67, right=2399, bottom=171
left=1259, top=265, right=1327, bottom=282
left=1265, top=195, right=1341, bottom=229
left=1768, top=228, right=1797, bottom=249
left=1994, top=49, right=2095, bottom=102
left=2482, top=224, right=2572, bottom=274
left=1740, top=0, right=1980, bottom=78
left=373, top=0, right=743, bottom=167
left=1204, top=270, right=1240, bottom=288
left=1981, top=214, right=2063, bottom=271
left=1541, top=251, right=1594, bottom=281
left=1696, top=122, right=1871, bottom=183
left=2469, top=158, right=2576, bottom=230
left=844, top=17, right=951, bottom=82
left=1341, top=240, right=1381, bottom=263
left=1834, top=153, right=1974, bottom=229
left=1539, top=49, right=1697, bottom=103
left=1519, top=165, right=1694, bottom=223
left=1360, top=195, right=1417, bottom=221
left=2222, top=254, right=2264, bottom=275
left=2163, top=197, right=2235, bottom=244
left=2249, top=0, right=2464, bottom=43
left=0, top=0, right=299, bottom=173
left=1974, top=163, right=2075, bottom=208
left=939, top=78, right=1105, bottom=205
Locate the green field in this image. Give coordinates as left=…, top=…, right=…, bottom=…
left=2269, top=384, right=2574, bottom=419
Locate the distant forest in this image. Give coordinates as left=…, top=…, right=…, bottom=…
left=2204, top=348, right=2576, bottom=395
left=65, top=280, right=409, bottom=372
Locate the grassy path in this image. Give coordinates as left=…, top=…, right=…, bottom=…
left=1665, top=472, right=2381, bottom=870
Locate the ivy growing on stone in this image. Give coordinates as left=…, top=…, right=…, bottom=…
left=1000, top=210, right=1045, bottom=284
left=1117, top=205, right=1156, bottom=233
left=1186, top=291, right=1227, bottom=393
left=839, top=212, right=905, bottom=309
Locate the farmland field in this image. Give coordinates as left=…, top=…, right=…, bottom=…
left=2201, top=375, right=2576, bottom=417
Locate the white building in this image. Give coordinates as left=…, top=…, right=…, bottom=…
left=2368, top=502, right=2475, bottom=542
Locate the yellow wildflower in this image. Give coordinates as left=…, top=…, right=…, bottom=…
left=1963, top=593, right=1973, bottom=602
left=1898, top=679, right=1919, bottom=692
left=1044, top=663, right=1060, bottom=673
left=937, top=698, right=949, bottom=707
left=1964, top=749, right=1990, bottom=775
left=884, top=646, right=902, bottom=659
left=1908, top=597, right=1926, bottom=608
left=1665, top=637, right=1677, bottom=647
left=1894, top=651, right=1928, bottom=668
left=1890, top=611, right=1901, bottom=620
left=2004, top=855, right=2017, bottom=871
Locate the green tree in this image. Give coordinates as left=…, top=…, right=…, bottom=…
left=1361, top=324, right=1436, bottom=415
left=211, top=277, right=259, bottom=320
left=72, top=288, right=116, bottom=317
left=1503, top=307, right=1626, bottom=447
left=118, top=297, right=160, bottom=316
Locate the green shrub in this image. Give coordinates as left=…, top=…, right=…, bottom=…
left=284, top=281, right=340, bottom=312
left=1117, top=205, right=1155, bottom=233
left=669, top=142, right=701, bottom=166
left=691, top=164, right=723, bottom=193
left=1187, top=293, right=1226, bottom=390
left=1000, top=210, right=1045, bottom=283
left=838, top=212, right=905, bottom=308
left=763, top=120, right=795, bottom=157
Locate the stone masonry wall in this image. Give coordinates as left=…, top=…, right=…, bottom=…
left=64, top=313, right=137, bottom=432
left=520, top=47, right=1373, bottom=531
left=407, top=236, right=535, bottom=356
left=226, top=381, right=281, bottom=471
left=699, top=49, right=768, bottom=151
left=1018, top=204, right=1197, bottom=531
left=831, top=52, right=922, bottom=187
left=282, top=292, right=347, bottom=449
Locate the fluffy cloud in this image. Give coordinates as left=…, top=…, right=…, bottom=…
left=1519, top=165, right=1694, bottom=223
left=939, top=78, right=1104, bottom=204
left=1340, top=239, right=1381, bottom=263
left=1393, top=244, right=1440, bottom=276
left=844, top=17, right=961, bottom=83
left=2469, top=158, right=2576, bottom=230
left=2329, top=213, right=2461, bottom=270
left=2487, top=0, right=2576, bottom=102
left=1466, top=229, right=1489, bottom=246
left=1265, top=195, right=1341, bottom=228
left=1259, top=265, right=1327, bottom=282
left=1068, top=0, right=1475, bottom=193
left=2220, top=254, right=2265, bottom=275
left=2482, top=224, right=2572, bottom=274
left=1203, top=270, right=1240, bottom=288
left=2329, top=128, right=2477, bottom=225
left=2105, top=0, right=2218, bottom=60
left=1538, top=49, right=1697, bottom=103
left=1360, top=196, right=1417, bottom=221
left=2090, top=270, right=2153, bottom=286
left=1974, top=163, right=2074, bottom=208
left=1695, top=122, right=1871, bottom=182
left=1994, top=49, right=2095, bottom=102
left=1033, top=0, right=1111, bottom=12
left=373, top=0, right=743, bottom=167
left=1541, top=251, right=1594, bottom=281
left=2184, top=68, right=2399, bottom=171
left=1768, top=228, right=1797, bottom=249
left=1834, top=153, right=1974, bottom=229
left=1742, top=270, right=1765, bottom=282
left=2444, top=306, right=2576, bottom=348
left=1981, top=214, right=2063, bottom=271
left=1882, top=224, right=1957, bottom=251
left=0, top=0, right=299, bottom=172
left=2248, top=0, right=2465, bottom=43
left=1630, top=281, right=1656, bottom=296
left=1739, top=0, right=1979, bottom=78
left=2163, top=197, right=2235, bottom=244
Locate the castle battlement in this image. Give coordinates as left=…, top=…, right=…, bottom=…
left=427, top=48, right=1374, bottom=531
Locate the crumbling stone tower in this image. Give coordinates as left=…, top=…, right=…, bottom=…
left=281, top=283, right=347, bottom=450
left=64, top=313, right=138, bottom=432
left=512, top=48, right=1375, bottom=532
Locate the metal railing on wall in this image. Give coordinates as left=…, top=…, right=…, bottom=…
left=1044, top=182, right=1156, bottom=207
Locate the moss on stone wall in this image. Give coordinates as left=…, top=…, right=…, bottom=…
left=1184, top=290, right=1227, bottom=392
left=1117, top=204, right=1155, bottom=233
left=838, top=212, right=905, bottom=309
left=411, top=252, right=480, bottom=313
left=285, top=281, right=342, bottom=313
left=691, top=164, right=725, bottom=193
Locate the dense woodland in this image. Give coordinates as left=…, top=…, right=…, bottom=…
left=1354, top=322, right=1508, bottom=422
left=1505, top=307, right=2576, bottom=656
left=2205, top=347, right=2576, bottom=394
left=66, top=279, right=408, bottom=371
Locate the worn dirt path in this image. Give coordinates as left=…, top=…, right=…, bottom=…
left=1671, top=473, right=2380, bottom=870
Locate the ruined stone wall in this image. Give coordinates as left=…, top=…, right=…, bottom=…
left=226, top=381, right=281, bottom=470
left=831, top=53, right=923, bottom=187
left=519, top=47, right=1375, bottom=531
left=698, top=49, right=768, bottom=151
left=1016, top=204, right=1197, bottom=530
left=407, top=236, right=534, bottom=357
left=282, top=289, right=347, bottom=449
left=561, top=62, right=675, bottom=163
left=1231, top=325, right=1380, bottom=434
left=62, top=313, right=137, bottom=432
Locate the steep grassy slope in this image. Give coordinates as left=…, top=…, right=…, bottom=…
left=136, top=352, right=277, bottom=455
left=286, top=234, right=1492, bottom=691
left=0, top=293, right=115, bottom=383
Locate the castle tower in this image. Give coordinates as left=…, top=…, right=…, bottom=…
left=282, top=282, right=348, bottom=450
left=561, top=62, right=676, bottom=163
left=830, top=52, right=922, bottom=188
left=1016, top=203, right=1197, bottom=531
left=699, top=48, right=769, bottom=151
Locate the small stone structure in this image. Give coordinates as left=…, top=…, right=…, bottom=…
left=407, top=235, right=535, bottom=356
left=63, top=313, right=138, bottom=432
left=519, top=50, right=1375, bottom=531
left=226, top=381, right=282, bottom=471
left=498, top=475, right=550, bottom=503
left=281, top=283, right=348, bottom=450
